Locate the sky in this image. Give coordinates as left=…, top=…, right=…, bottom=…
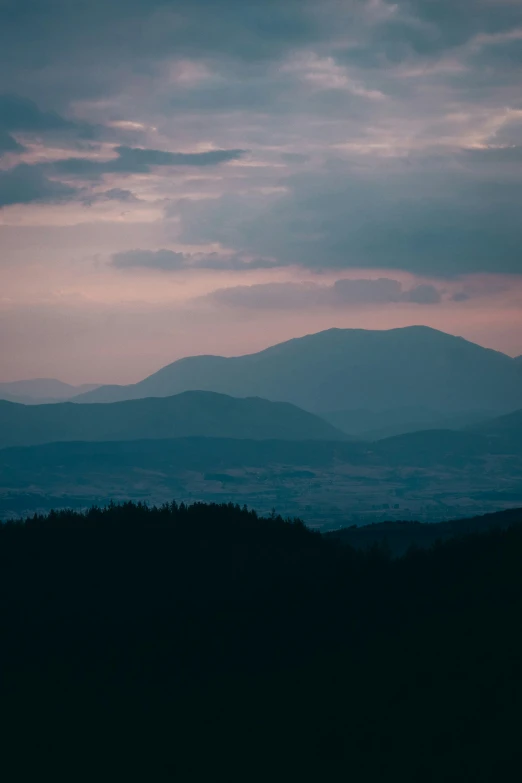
left=1, top=0, right=522, bottom=384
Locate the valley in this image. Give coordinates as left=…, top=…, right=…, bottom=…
left=2, top=435, right=521, bottom=527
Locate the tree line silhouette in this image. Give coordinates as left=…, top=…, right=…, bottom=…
left=2, top=500, right=522, bottom=781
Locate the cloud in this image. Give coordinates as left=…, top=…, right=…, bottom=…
left=0, top=143, right=246, bottom=209
left=206, top=278, right=443, bottom=309
left=111, top=248, right=279, bottom=271
left=97, top=188, right=140, bottom=202
left=0, top=93, right=101, bottom=146
left=0, top=2, right=321, bottom=82
left=340, top=0, right=522, bottom=67
left=462, top=145, right=522, bottom=163
left=80, top=187, right=141, bottom=206
left=178, top=156, right=522, bottom=276
left=0, top=129, right=24, bottom=156
left=493, top=112, right=522, bottom=146
left=2, top=0, right=522, bottom=279
left=452, top=291, right=471, bottom=302
left=112, top=249, right=186, bottom=271
left=404, top=284, right=442, bottom=304
left=332, top=278, right=403, bottom=303
left=2, top=1, right=519, bottom=93
left=0, top=93, right=157, bottom=152
left=113, top=146, right=245, bottom=168
left=0, top=93, right=74, bottom=133
left=0, top=164, right=77, bottom=207
left=192, top=253, right=280, bottom=270
left=51, top=146, right=247, bottom=180
left=280, top=152, right=308, bottom=164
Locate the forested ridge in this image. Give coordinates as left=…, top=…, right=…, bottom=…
left=2, top=501, right=522, bottom=780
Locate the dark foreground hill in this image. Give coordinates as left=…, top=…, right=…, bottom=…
left=2, top=501, right=522, bottom=781
left=0, top=391, right=345, bottom=449
left=328, top=507, right=522, bottom=555
left=75, top=325, right=522, bottom=414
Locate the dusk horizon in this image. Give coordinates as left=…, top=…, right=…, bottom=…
left=1, top=322, right=521, bottom=387
left=2, top=4, right=522, bottom=780
left=2, top=1, right=522, bottom=383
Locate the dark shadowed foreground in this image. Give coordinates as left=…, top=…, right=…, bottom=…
left=2, top=502, right=522, bottom=781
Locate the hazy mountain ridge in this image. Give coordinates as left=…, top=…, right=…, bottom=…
left=320, top=407, right=493, bottom=440
left=470, top=407, right=522, bottom=439
left=0, top=378, right=99, bottom=405
left=74, top=326, right=522, bottom=414
left=0, top=391, right=346, bottom=449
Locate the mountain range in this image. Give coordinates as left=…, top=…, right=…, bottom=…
left=0, top=378, right=99, bottom=405
left=2, top=329, right=521, bottom=423
left=471, top=407, right=522, bottom=441
left=3, top=408, right=521, bottom=465
left=73, top=326, right=522, bottom=415
left=0, top=390, right=345, bottom=449
left=320, top=407, right=493, bottom=440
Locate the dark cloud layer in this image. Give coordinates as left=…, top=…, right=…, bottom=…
left=208, top=278, right=442, bottom=309
left=1, top=0, right=522, bottom=279
left=0, top=92, right=101, bottom=147
left=81, top=188, right=141, bottom=206
left=0, top=134, right=245, bottom=207
left=2, top=1, right=520, bottom=81
left=0, top=93, right=74, bottom=133
left=178, top=156, right=522, bottom=277
left=0, top=1, right=321, bottom=74
left=112, top=249, right=186, bottom=271
left=0, top=129, right=24, bottom=155
left=0, top=164, right=77, bottom=207
left=339, top=0, right=522, bottom=67
left=112, top=248, right=279, bottom=271
left=51, top=146, right=246, bottom=180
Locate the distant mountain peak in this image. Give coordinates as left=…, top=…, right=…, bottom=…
left=73, top=325, right=522, bottom=414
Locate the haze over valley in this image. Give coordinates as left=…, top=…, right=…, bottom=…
left=1, top=326, right=522, bottom=526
